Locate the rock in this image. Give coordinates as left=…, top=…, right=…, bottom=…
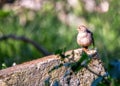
left=0, top=48, right=106, bottom=86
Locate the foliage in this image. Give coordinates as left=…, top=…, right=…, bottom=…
left=50, top=49, right=120, bottom=86
left=50, top=50, right=90, bottom=73
left=71, top=51, right=90, bottom=73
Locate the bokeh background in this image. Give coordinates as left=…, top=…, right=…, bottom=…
left=0, top=0, right=120, bottom=70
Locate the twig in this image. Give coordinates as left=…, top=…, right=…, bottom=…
left=84, top=65, right=110, bottom=84
left=0, top=34, right=52, bottom=56
left=84, top=65, right=101, bottom=77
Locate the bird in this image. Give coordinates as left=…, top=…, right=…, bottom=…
left=77, top=25, right=95, bottom=51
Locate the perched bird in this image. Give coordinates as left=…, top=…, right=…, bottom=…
left=77, top=25, right=95, bottom=50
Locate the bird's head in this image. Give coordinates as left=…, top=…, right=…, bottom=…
left=77, top=25, right=87, bottom=32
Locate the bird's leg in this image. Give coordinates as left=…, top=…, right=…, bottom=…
left=82, top=47, right=88, bottom=53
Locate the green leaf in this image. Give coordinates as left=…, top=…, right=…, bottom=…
left=54, top=49, right=63, bottom=55
left=2, top=63, right=7, bottom=69
left=54, top=48, right=69, bottom=60
left=0, top=10, right=10, bottom=18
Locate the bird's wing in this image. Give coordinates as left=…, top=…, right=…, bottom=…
left=91, top=32, right=95, bottom=48
left=86, top=29, right=95, bottom=48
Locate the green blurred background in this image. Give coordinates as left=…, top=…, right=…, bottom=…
left=0, top=0, right=120, bottom=69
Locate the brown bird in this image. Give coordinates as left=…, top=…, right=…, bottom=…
left=77, top=25, right=95, bottom=50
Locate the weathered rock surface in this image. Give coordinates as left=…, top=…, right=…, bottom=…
left=0, top=48, right=106, bottom=86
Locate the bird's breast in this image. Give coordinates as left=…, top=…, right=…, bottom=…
left=77, top=32, right=87, bottom=38
left=77, top=32, right=92, bottom=46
